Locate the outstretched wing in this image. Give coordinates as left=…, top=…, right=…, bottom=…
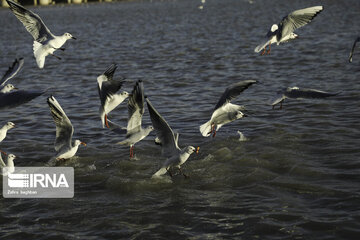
left=97, top=64, right=124, bottom=107
left=127, top=80, right=144, bottom=134
left=214, top=80, right=257, bottom=110
left=0, top=58, right=24, bottom=86
left=6, top=0, right=54, bottom=42
left=47, top=95, right=73, bottom=152
left=146, top=97, right=179, bottom=158
left=285, top=87, right=339, bottom=99
left=349, top=36, right=360, bottom=63
left=0, top=90, right=44, bottom=110
left=279, top=6, right=323, bottom=39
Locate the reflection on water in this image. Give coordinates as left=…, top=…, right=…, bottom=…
left=0, top=0, right=360, bottom=239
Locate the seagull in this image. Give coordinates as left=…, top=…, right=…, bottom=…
left=0, top=122, right=15, bottom=146
left=254, top=6, right=323, bottom=55
left=117, top=80, right=153, bottom=158
left=0, top=151, right=16, bottom=176
left=271, top=87, right=339, bottom=109
left=97, top=64, right=129, bottom=128
left=0, top=58, right=44, bottom=110
left=200, top=80, right=257, bottom=138
left=6, top=0, right=76, bottom=69
left=349, top=36, right=360, bottom=63
left=47, top=96, right=86, bottom=161
left=146, top=98, right=199, bottom=178
left=0, top=58, right=24, bottom=89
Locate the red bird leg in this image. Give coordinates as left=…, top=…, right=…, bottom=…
left=105, top=114, right=110, bottom=128
left=261, top=45, right=267, bottom=55
left=267, top=43, right=271, bottom=54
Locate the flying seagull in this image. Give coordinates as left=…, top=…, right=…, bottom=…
left=0, top=151, right=16, bottom=176
left=254, top=6, right=323, bottom=55
left=0, top=122, right=15, bottom=154
left=200, top=80, right=257, bottom=138
left=97, top=64, right=129, bottom=128
left=47, top=96, right=86, bottom=161
left=146, top=97, right=199, bottom=178
left=6, top=0, right=76, bottom=68
left=271, top=87, right=339, bottom=109
left=349, top=36, right=360, bottom=63
left=0, top=58, right=45, bottom=110
left=117, top=80, right=153, bottom=158
left=0, top=58, right=24, bottom=88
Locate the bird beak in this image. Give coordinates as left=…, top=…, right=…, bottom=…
left=72, top=36, right=77, bottom=40
left=14, top=87, right=18, bottom=90
left=81, top=142, right=86, bottom=146
left=196, top=147, right=200, bottom=154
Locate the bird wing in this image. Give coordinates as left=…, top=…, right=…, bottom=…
left=0, top=153, right=6, bottom=168
left=47, top=96, right=74, bottom=152
left=0, top=90, right=44, bottom=110
left=349, top=36, right=360, bottom=63
left=279, top=6, right=323, bottom=39
left=97, top=64, right=124, bottom=107
left=127, top=80, right=144, bottom=134
left=285, top=87, right=339, bottom=99
left=0, top=58, right=24, bottom=86
left=6, top=0, right=54, bottom=42
left=106, top=119, right=127, bottom=135
left=146, top=97, right=179, bottom=158
left=214, top=80, right=257, bottom=110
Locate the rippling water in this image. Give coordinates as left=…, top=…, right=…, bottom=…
left=1, top=0, right=360, bottom=239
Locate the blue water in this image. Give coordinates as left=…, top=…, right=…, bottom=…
left=0, top=0, right=360, bottom=239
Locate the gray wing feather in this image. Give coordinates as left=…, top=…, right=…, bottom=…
left=0, top=90, right=44, bottom=110
left=349, top=36, right=360, bottom=63
left=0, top=153, right=5, bottom=168
left=107, top=119, right=127, bottom=135
left=127, top=80, right=144, bottom=134
left=0, top=58, right=24, bottom=86
left=279, top=6, right=323, bottom=39
left=146, top=97, right=179, bottom=158
left=285, top=88, right=339, bottom=99
left=214, top=80, right=257, bottom=110
left=6, top=0, right=54, bottom=42
left=47, top=96, right=73, bottom=152
left=97, top=64, right=124, bottom=107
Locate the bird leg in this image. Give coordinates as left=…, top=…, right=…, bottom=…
left=129, top=146, right=133, bottom=158
left=0, top=150, right=7, bottom=155
left=267, top=43, right=271, bottom=54
left=105, top=114, right=110, bottom=128
left=178, top=168, right=189, bottom=179
left=212, top=124, right=217, bottom=138
left=50, top=53, right=62, bottom=60
left=167, top=168, right=173, bottom=177
left=261, top=45, right=267, bottom=55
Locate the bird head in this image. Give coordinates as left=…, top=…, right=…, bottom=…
left=75, top=139, right=86, bottom=147
left=1, top=84, right=17, bottom=93
left=270, top=24, right=278, bottom=32
left=64, top=33, right=76, bottom=40
left=6, top=122, right=15, bottom=130
left=121, top=91, right=129, bottom=98
left=186, top=146, right=200, bottom=154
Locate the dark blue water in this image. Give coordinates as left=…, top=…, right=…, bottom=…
left=0, top=0, right=360, bottom=239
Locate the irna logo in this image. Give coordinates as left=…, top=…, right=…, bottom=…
left=8, top=173, right=69, bottom=188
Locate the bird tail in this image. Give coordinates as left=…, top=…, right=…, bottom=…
left=33, top=41, right=46, bottom=69
left=199, top=120, right=212, bottom=137
left=254, top=39, right=271, bottom=53
left=116, top=140, right=128, bottom=145
left=152, top=167, right=167, bottom=178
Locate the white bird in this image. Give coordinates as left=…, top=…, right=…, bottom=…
left=47, top=96, right=86, bottom=161
left=200, top=80, right=257, bottom=137
left=0, top=58, right=24, bottom=89
left=6, top=0, right=76, bottom=69
left=97, top=64, right=129, bottom=128
left=349, top=36, right=360, bottom=63
left=0, top=151, right=16, bottom=176
left=0, top=122, right=15, bottom=152
left=254, top=6, right=323, bottom=55
left=146, top=97, right=199, bottom=178
left=117, top=80, right=153, bottom=158
left=271, top=87, right=339, bottom=109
